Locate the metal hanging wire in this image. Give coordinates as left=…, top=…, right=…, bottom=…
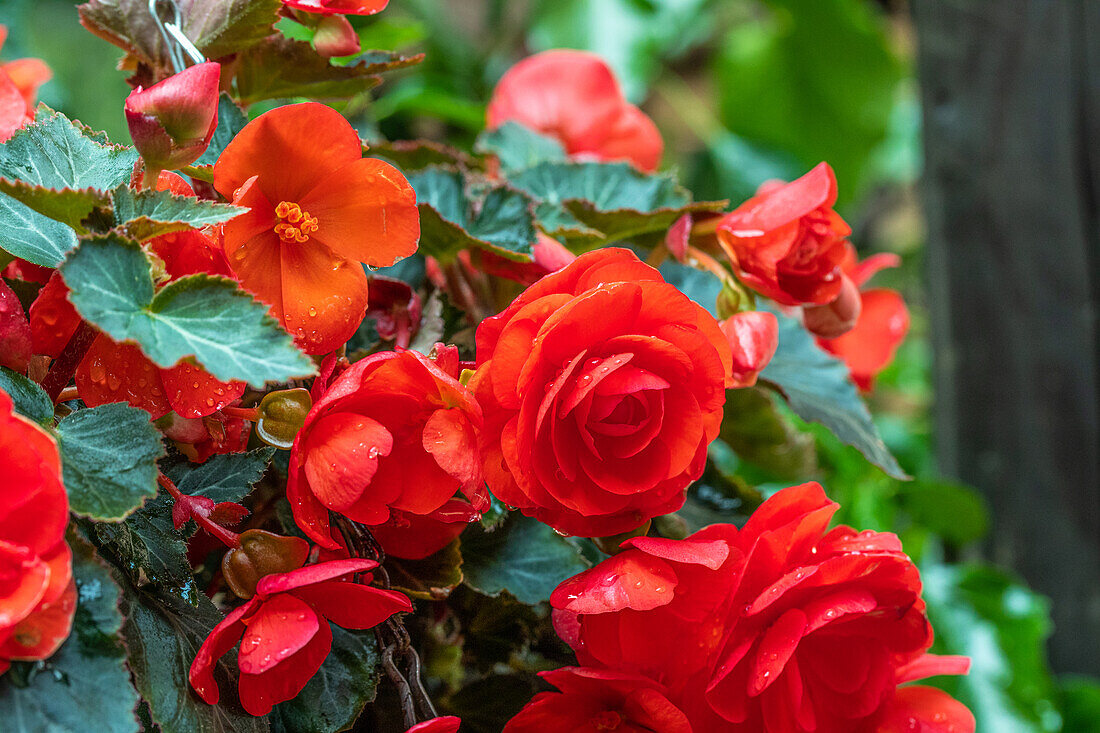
left=147, top=0, right=206, bottom=73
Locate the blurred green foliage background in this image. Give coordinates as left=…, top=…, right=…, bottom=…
left=2, top=0, right=1097, bottom=730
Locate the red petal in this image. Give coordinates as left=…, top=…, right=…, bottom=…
left=748, top=608, right=806, bottom=696
left=161, top=359, right=246, bottom=418
left=0, top=70, right=26, bottom=142
left=550, top=552, right=677, bottom=614
left=75, top=336, right=171, bottom=419
left=189, top=600, right=253, bottom=704
left=238, top=594, right=320, bottom=675
left=0, top=278, right=31, bottom=372
left=255, top=558, right=378, bottom=596
left=876, top=686, right=975, bottom=733
left=28, top=271, right=81, bottom=358
left=237, top=616, right=332, bottom=716
left=894, top=653, right=971, bottom=684
left=422, top=408, right=482, bottom=492
left=0, top=575, right=75, bottom=662
left=302, top=412, right=393, bottom=512
left=406, top=717, right=461, bottom=733
left=290, top=581, right=411, bottom=629
left=0, top=541, right=49, bottom=627
left=621, top=536, right=730, bottom=570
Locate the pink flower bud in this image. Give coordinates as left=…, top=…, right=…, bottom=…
left=720, top=310, right=779, bottom=389
left=312, top=15, right=361, bottom=58
left=124, top=62, right=220, bottom=172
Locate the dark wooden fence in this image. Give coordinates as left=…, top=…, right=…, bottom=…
left=913, top=0, right=1100, bottom=674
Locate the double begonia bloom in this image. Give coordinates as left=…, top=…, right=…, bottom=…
left=503, top=667, right=691, bottom=733
left=125, top=62, right=221, bottom=173
left=189, top=558, right=412, bottom=715
left=471, top=248, right=732, bottom=537
left=717, top=163, right=851, bottom=307
left=283, top=0, right=389, bottom=15
left=721, top=311, right=779, bottom=389
left=289, top=349, right=486, bottom=548
left=0, top=388, right=75, bottom=674
left=0, top=25, right=51, bottom=142
left=214, top=103, right=419, bottom=355
left=367, top=499, right=481, bottom=560
left=486, top=50, right=663, bottom=173
left=550, top=483, right=975, bottom=733
left=818, top=246, right=910, bottom=392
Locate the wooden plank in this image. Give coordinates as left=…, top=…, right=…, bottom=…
left=913, top=0, right=1100, bottom=674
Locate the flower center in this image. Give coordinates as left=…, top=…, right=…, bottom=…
left=273, top=201, right=319, bottom=244
left=590, top=711, right=622, bottom=731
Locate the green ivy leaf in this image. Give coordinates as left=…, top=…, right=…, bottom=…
left=271, top=628, right=380, bottom=733
left=59, top=233, right=315, bottom=387
left=58, top=403, right=165, bottom=521
left=407, top=167, right=538, bottom=263
left=0, top=366, right=53, bottom=425
left=474, top=122, right=566, bottom=174
left=760, top=309, right=907, bottom=479
left=109, top=185, right=245, bottom=242
left=462, top=513, right=591, bottom=605
left=121, top=587, right=266, bottom=733
left=0, top=536, right=141, bottom=733
left=194, top=94, right=250, bottom=168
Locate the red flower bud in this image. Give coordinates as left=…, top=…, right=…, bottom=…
left=312, top=14, right=361, bottom=58
left=719, top=310, right=779, bottom=389
left=124, top=62, right=221, bottom=173
left=222, top=529, right=311, bottom=599
left=801, top=272, right=862, bottom=339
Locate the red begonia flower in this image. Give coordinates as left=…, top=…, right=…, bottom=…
left=0, top=25, right=51, bottom=142
left=365, top=275, right=422, bottom=349
left=125, top=62, right=220, bottom=173
left=817, top=244, right=909, bottom=391
left=486, top=50, right=663, bottom=173
left=717, top=163, right=851, bottom=306
left=470, top=247, right=731, bottom=537
left=468, top=234, right=576, bottom=287
left=720, top=310, right=779, bottom=389
left=406, top=717, right=461, bottom=733
left=367, top=499, right=481, bottom=560
left=874, top=685, right=975, bottom=733
left=28, top=270, right=81, bottom=358
left=189, top=558, right=412, bottom=715
left=503, top=667, right=691, bottom=733
left=0, top=278, right=31, bottom=372
left=283, top=0, right=389, bottom=15
left=0, top=387, right=74, bottom=674
left=289, top=349, right=485, bottom=548
left=214, top=102, right=419, bottom=355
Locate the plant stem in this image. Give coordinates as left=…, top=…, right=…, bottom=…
left=158, top=473, right=241, bottom=547
left=221, top=405, right=261, bottom=421
left=41, top=322, right=96, bottom=403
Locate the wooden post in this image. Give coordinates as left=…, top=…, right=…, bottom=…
left=913, top=0, right=1100, bottom=673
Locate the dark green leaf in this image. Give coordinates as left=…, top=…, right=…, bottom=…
left=760, top=309, right=907, bottom=479
left=462, top=514, right=590, bottom=605
left=0, top=536, right=140, bottom=733
left=898, top=480, right=989, bottom=546
left=235, top=36, right=422, bottom=104
left=474, top=122, right=566, bottom=174
left=720, top=387, right=818, bottom=480
left=121, top=587, right=266, bottom=733
left=60, top=233, right=315, bottom=386
left=1059, top=678, right=1100, bottom=733
left=0, top=195, right=79, bottom=267
left=0, top=181, right=110, bottom=232
left=407, top=167, right=537, bottom=263
left=371, top=139, right=477, bottom=172
left=172, top=447, right=275, bottom=504
left=111, top=185, right=245, bottom=242
left=271, top=627, right=380, bottom=733
left=194, top=94, right=250, bottom=168
left=57, top=402, right=165, bottom=520
left=0, top=366, right=53, bottom=425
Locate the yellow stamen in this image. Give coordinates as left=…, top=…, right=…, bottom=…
left=274, top=201, right=319, bottom=243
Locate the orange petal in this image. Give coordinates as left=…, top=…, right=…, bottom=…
left=279, top=242, right=369, bottom=355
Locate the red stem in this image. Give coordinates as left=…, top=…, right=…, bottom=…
left=41, top=322, right=96, bottom=403
left=158, top=473, right=241, bottom=547
left=220, top=405, right=261, bottom=422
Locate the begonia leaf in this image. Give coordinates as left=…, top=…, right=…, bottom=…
left=0, top=365, right=53, bottom=425
left=719, top=387, right=818, bottom=480
left=462, top=514, right=590, bottom=605
left=168, top=447, right=275, bottom=504
left=474, top=121, right=566, bottom=174
left=0, top=195, right=79, bottom=267
left=59, top=233, right=315, bottom=386
left=371, top=139, right=477, bottom=172
left=0, top=181, right=110, bottom=232
left=407, top=167, right=538, bottom=263
left=0, top=537, right=140, bottom=733
left=121, top=586, right=266, bottom=733
left=271, top=627, right=380, bottom=733
left=760, top=308, right=907, bottom=479
left=110, top=185, right=246, bottom=242
left=58, top=402, right=165, bottom=521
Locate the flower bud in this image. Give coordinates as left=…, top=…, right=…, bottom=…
left=0, top=278, right=31, bottom=372
left=256, top=388, right=312, bottom=449
left=312, top=15, right=361, bottom=59
left=221, top=529, right=310, bottom=599
left=802, top=273, right=862, bottom=339
left=125, top=62, right=221, bottom=174
left=720, top=310, right=779, bottom=389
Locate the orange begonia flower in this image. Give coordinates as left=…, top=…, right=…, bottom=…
left=214, top=103, right=420, bottom=355
left=0, top=25, right=52, bottom=142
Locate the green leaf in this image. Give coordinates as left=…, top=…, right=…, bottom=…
left=121, top=587, right=266, bottom=733
left=110, top=185, right=246, bottom=242
left=371, top=139, right=477, bottom=172
left=462, top=513, right=591, bottom=605
left=719, top=387, right=818, bottom=480
left=0, top=366, right=53, bottom=425
left=407, top=167, right=538, bottom=263
left=58, top=402, right=165, bottom=521
left=194, top=94, right=250, bottom=168
left=59, top=233, right=314, bottom=387
left=922, top=562, right=1061, bottom=733
left=760, top=309, right=907, bottom=479
left=0, top=194, right=79, bottom=267
left=898, top=480, right=989, bottom=546
left=271, top=627, right=380, bottom=733
left=235, top=37, right=422, bottom=104
left=474, top=122, right=566, bottom=174
left=0, top=536, right=141, bottom=733
left=1058, top=678, right=1100, bottom=733
left=0, top=181, right=110, bottom=232
left=171, top=447, right=275, bottom=504
left=0, top=107, right=137, bottom=193
left=85, top=495, right=197, bottom=605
